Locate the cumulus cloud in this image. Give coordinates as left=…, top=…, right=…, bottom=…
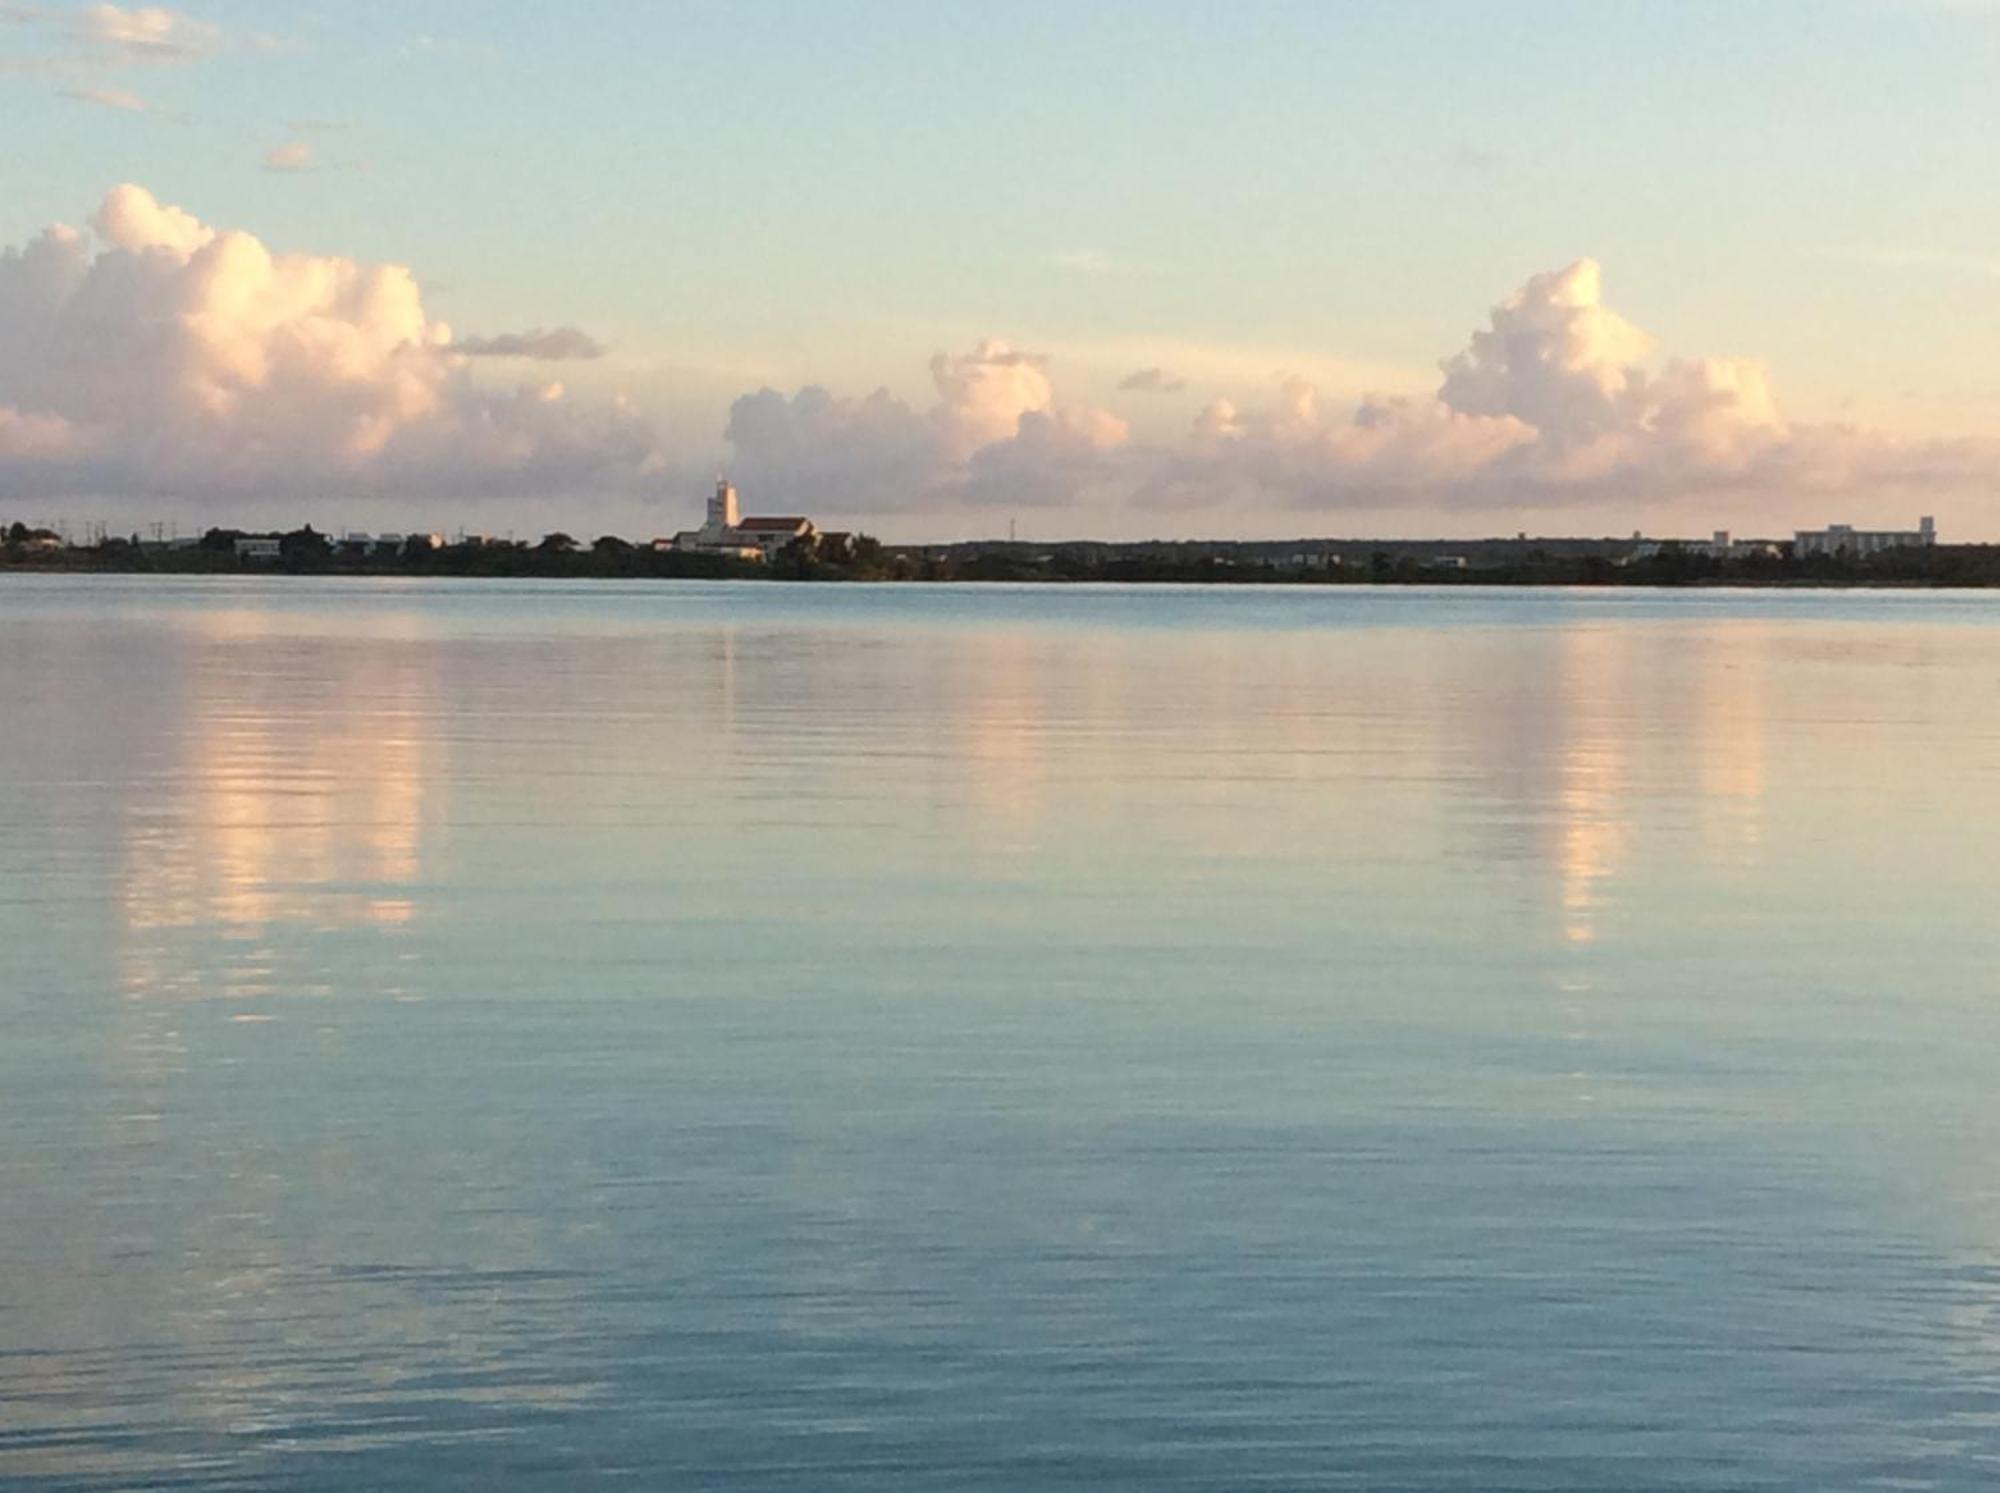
left=75, top=4, right=219, bottom=62
left=1132, top=256, right=1987, bottom=513
left=727, top=339, right=1127, bottom=510
left=0, top=184, right=660, bottom=502
left=59, top=83, right=147, bottom=109
left=724, top=257, right=1994, bottom=522
left=1118, top=366, right=1186, bottom=393
left=454, top=326, right=607, bottom=361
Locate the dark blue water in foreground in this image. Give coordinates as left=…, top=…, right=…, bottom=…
left=6, top=578, right=2000, bottom=1489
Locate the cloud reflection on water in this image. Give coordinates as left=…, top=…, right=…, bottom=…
left=115, top=609, right=445, bottom=1011
left=14, top=582, right=2000, bottom=1491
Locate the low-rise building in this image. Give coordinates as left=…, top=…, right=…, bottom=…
left=336, top=532, right=419, bottom=556
left=1631, top=529, right=1782, bottom=561
left=1793, top=516, right=1936, bottom=558
left=671, top=480, right=819, bottom=560
left=234, top=535, right=282, bottom=561
left=733, top=515, right=817, bottom=557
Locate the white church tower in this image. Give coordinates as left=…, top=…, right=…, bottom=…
left=705, top=478, right=740, bottom=536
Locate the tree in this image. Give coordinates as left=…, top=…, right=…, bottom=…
left=770, top=536, right=820, bottom=580
left=276, top=526, right=331, bottom=570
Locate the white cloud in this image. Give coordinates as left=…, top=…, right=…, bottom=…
left=75, top=4, right=219, bottom=62
left=726, top=339, right=1127, bottom=511
left=1125, top=256, right=1998, bottom=515
left=726, top=257, right=1997, bottom=524
left=3, top=3, right=250, bottom=79
left=0, top=184, right=661, bottom=503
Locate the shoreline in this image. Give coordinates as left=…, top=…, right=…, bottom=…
left=5, top=559, right=1999, bottom=590
left=8, top=525, right=1997, bottom=588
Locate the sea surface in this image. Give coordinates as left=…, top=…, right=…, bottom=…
left=5, top=576, right=2000, bottom=1490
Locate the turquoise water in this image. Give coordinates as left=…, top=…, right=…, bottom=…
left=5, top=577, right=2000, bottom=1489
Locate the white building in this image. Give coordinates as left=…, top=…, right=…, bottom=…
left=234, top=536, right=282, bottom=561
left=671, top=480, right=817, bottom=561
left=335, top=532, right=438, bottom=556
left=1631, top=529, right=1781, bottom=561
left=1793, top=516, right=1936, bottom=558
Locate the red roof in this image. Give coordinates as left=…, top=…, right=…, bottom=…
left=737, top=516, right=811, bottom=532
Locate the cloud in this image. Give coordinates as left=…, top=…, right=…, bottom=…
left=454, top=326, right=607, bottom=361
left=75, top=4, right=219, bottom=62
left=0, top=184, right=661, bottom=502
left=726, top=339, right=1127, bottom=511
left=1, top=3, right=239, bottom=78
left=59, top=83, right=147, bottom=110
left=0, top=405, right=82, bottom=458
left=1132, top=256, right=1983, bottom=513
left=261, top=140, right=314, bottom=172
left=723, top=256, right=1995, bottom=523
left=1118, top=366, right=1187, bottom=394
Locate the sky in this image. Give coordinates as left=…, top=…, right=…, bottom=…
left=3, top=0, right=1999, bottom=541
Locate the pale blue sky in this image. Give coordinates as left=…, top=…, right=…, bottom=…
left=6, top=0, right=2000, bottom=536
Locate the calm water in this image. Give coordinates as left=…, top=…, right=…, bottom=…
left=6, top=577, right=2000, bottom=1490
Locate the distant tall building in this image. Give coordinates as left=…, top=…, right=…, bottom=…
left=1793, top=516, right=1935, bottom=558
left=668, top=479, right=818, bottom=561
left=707, top=478, right=741, bottom=533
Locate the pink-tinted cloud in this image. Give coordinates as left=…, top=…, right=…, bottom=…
left=260, top=140, right=314, bottom=172
left=726, top=257, right=1996, bottom=524
left=0, top=185, right=661, bottom=502
left=59, top=83, right=148, bottom=110
left=74, top=4, right=219, bottom=63
left=1133, top=257, right=1993, bottom=513
left=727, top=339, right=1126, bottom=510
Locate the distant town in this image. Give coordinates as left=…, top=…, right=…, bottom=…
left=2, top=485, right=1988, bottom=586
